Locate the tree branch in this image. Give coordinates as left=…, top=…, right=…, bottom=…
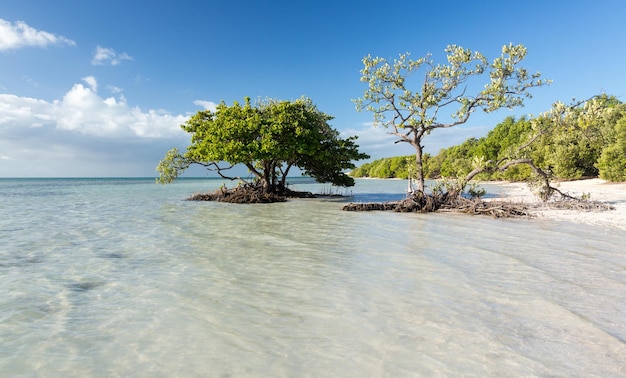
left=192, top=160, right=248, bottom=182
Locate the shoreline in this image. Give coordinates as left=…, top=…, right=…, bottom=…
left=355, top=177, right=626, bottom=230
left=487, top=178, right=626, bottom=230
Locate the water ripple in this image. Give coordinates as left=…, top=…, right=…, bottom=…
left=0, top=178, right=625, bottom=376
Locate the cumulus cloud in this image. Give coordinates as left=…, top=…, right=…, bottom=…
left=82, top=76, right=98, bottom=92
left=92, top=45, right=133, bottom=66
left=0, top=94, right=54, bottom=128
left=0, top=79, right=188, bottom=138
left=54, top=78, right=186, bottom=137
left=0, top=19, right=75, bottom=51
left=193, top=100, right=218, bottom=112
left=0, top=77, right=193, bottom=176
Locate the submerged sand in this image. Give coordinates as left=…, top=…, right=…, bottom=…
left=492, top=178, right=626, bottom=230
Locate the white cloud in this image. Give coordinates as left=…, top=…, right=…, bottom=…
left=82, top=76, right=98, bottom=92
left=107, top=85, right=123, bottom=94
left=0, top=81, right=188, bottom=138
left=92, top=45, right=133, bottom=66
left=0, top=94, right=54, bottom=127
left=0, top=19, right=75, bottom=51
left=51, top=77, right=187, bottom=137
left=193, top=100, right=218, bottom=112
left=0, top=77, right=196, bottom=176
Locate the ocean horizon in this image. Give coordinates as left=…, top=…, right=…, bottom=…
left=1, top=177, right=625, bottom=376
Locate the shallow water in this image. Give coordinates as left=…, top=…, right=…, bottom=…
left=1, top=178, right=625, bottom=377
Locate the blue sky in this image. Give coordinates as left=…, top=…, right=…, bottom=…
left=1, top=0, right=625, bottom=177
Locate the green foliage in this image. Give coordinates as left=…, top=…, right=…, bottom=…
left=429, top=179, right=452, bottom=197
left=596, top=117, right=626, bottom=181
left=476, top=116, right=533, bottom=160
left=350, top=155, right=417, bottom=178
left=532, top=95, right=626, bottom=181
left=351, top=94, right=626, bottom=184
left=157, top=97, right=369, bottom=189
left=155, top=148, right=191, bottom=184
left=298, top=132, right=369, bottom=187
left=466, top=182, right=486, bottom=198
left=428, top=96, right=626, bottom=183
left=355, top=43, right=549, bottom=191
left=415, top=116, right=536, bottom=181
left=494, top=163, right=532, bottom=181
left=439, top=138, right=481, bottom=178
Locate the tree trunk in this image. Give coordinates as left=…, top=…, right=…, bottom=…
left=414, top=145, right=425, bottom=192
left=245, top=163, right=263, bottom=182
left=262, top=161, right=271, bottom=193
left=279, top=163, right=293, bottom=190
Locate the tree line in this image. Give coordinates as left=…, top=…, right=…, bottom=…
left=351, top=95, right=626, bottom=183
left=157, top=42, right=623, bottom=209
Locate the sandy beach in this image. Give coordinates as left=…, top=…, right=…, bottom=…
left=493, top=178, right=626, bottom=230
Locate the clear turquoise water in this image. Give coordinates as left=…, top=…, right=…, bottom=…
left=1, top=178, right=625, bottom=377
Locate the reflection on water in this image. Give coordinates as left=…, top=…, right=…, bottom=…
left=0, top=178, right=625, bottom=376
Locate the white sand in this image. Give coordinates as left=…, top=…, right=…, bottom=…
left=492, top=178, right=626, bottom=230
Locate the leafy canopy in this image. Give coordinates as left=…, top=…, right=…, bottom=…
left=157, top=97, right=369, bottom=189
left=355, top=43, right=549, bottom=191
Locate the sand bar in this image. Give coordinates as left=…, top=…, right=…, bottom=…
left=492, top=178, right=626, bottom=230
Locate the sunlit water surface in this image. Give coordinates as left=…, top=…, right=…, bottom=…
left=1, top=178, right=625, bottom=377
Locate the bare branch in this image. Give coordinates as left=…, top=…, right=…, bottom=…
left=191, top=160, right=249, bottom=182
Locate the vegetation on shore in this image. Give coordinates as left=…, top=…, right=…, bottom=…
left=345, top=94, right=623, bottom=216
left=155, top=42, right=622, bottom=216
left=156, top=97, right=369, bottom=202
left=346, top=41, right=623, bottom=215
left=351, top=95, right=626, bottom=184
left=355, top=43, right=550, bottom=193
left=350, top=43, right=568, bottom=214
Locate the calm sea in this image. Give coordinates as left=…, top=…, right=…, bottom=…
left=1, top=177, right=625, bottom=377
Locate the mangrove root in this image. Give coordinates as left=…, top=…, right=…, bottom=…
left=187, top=183, right=317, bottom=203
left=342, top=191, right=614, bottom=218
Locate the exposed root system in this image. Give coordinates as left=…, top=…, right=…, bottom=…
left=187, top=183, right=316, bottom=203
left=342, top=191, right=614, bottom=218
